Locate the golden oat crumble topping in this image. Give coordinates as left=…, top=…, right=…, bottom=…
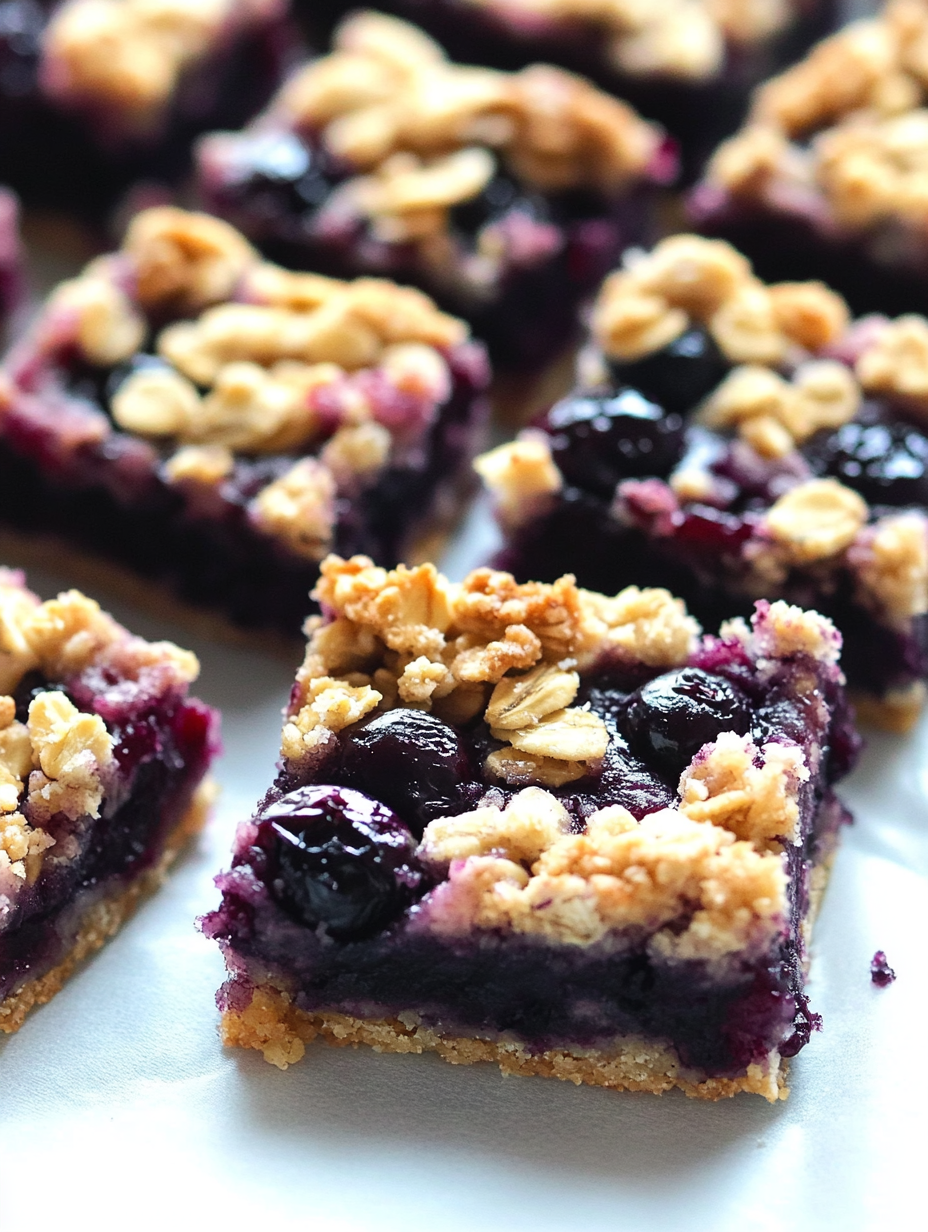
left=0, top=570, right=201, bottom=887
left=855, top=315, right=928, bottom=409
left=271, top=11, right=658, bottom=246
left=706, top=1, right=928, bottom=228
left=473, top=434, right=563, bottom=526
left=249, top=458, right=337, bottom=562
left=43, top=0, right=240, bottom=127
left=418, top=801, right=788, bottom=955
left=467, top=0, right=799, bottom=81
left=720, top=597, right=842, bottom=665
left=850, top=511, right=928, bottom=626
left=591, top=235, right=849, bottom=364
left=763, top=477, right=868, bottom=563
left=702, top=359, right=861, bottom=457
left=284, top=555, right=698, bottom=777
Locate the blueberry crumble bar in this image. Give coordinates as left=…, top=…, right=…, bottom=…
left=195, top=11, right=671, bottom=370
left=478, top=235, right=928, bottom=731
left=691, top=0, right=928, bottom=315
left=0, top=568, right=218, bottom=1032
left=0, top=206, right=489, bottom=638
left=201, top=554, right=858, bottom=1101
left=0, top=0, right=296, bottom=220
left=297, top=0, right=836, bottom=179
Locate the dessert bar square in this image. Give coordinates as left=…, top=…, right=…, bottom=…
left=195, top=10, right=671, bottom=370
left=295, top=0, right=837, bottom=179
left=691, top=0, right=928, bottom=315
left=202, top=554, right=858, bottom=1101
left=478, top=234, right=928, bottom=730
left=0, top=206, right=490, bottom=638
left=0, top=0, right=296, bottom=221
left=0, top=568, right=218, bottom=1032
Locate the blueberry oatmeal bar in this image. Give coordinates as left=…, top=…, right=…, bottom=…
left=201, top=555, right=858, bottom=1101
left=0, top=568, right=218, bottom=1032
left=296, top=0, right=836, bottom=179
left=0, top=206, right=489, bottom=637
left=195, top=11, right=671, bottom=370
left=691, top=0, right=928, bottom=314
left=0, top=0, right=296, bottom=219
left=478, top=235, right=928, bottom=731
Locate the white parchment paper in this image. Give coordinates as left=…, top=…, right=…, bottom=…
left=0, top=498, right=925, bottom=1232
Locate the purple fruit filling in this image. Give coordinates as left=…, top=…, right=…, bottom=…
left=203, top=565, right=858, bottom=1094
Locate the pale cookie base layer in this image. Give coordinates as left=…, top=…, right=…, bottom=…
left=849, top=683, right=925, bottom=734
left=0, top=778, right=215, bottom=1034
left=220, top=988, right=788, bottom=1101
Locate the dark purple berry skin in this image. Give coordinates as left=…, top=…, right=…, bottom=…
left=870, top=950, right=897, bottom=987
left=805, top=417, right=928, bottom=507
left=545, top=388, right=685, bottom=497
left=338, top=709, right=473, bottom=837
left=212, top=132, right=340, bottom=227
left=449, top=174, right=550, bottom=237
left=625, top=667, right=751, bottom=778
left=608, top=326, right=729, bottom=414
left=258, top=785, right=423, bottom=941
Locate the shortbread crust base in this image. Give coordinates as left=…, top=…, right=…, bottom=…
left=0, top=778, right=215, bottom=1034
left=848, top=684, right=926, bottom=734
left=220, top=986, right=788, bottom=1101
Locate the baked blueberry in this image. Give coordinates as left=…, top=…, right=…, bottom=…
left=805, top=419, right=928, bottom=508
left=260, top=785, right=422, bottom=939
left=625, top=667, right=751, bottom=777
left=545, top=389, right=684, bottom=496
left=608, top=326, right=729, bottom=413
left=339, top=710, right=474, bottom=836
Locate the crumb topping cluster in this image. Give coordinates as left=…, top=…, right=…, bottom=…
left=706, top=0, right=928, bottom=230
left=282, top=555, right=698, bottom=786
left=272, top=10, right=659, bottom=245
left=467, top=0, right=798, bottom=81
left=42, top=0, right=256, bottom=127
left=592, top=235, right=850, bottom=367
left=279, top=562, right=837, bottom=955
left=0, top=570, right=199, bottom=901
left=33, top=208, right=471, bottom=562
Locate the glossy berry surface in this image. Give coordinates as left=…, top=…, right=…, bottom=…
left=217, top=132, right=339, bottom=223
left=608, top=326, right=729, bottom=414
left=260, top=785, right=423, bottom=940
left=449, top=174, right=550, bottom=237
left=338, top=710, right=473, bottom=837
left=545, top=388, right=684, bottom=497
left=805, top=418, right=928, bottom=507
left=625, top=667, right=751, bottom=777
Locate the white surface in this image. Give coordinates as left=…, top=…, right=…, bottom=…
left=0, top=509, right=926, bottom=1232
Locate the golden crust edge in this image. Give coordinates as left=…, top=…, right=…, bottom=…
left=0, top=777, right=215, bottom=1034
left=219, top=991, right=788, bottom=1102
left=848, top=683, right=925, bottom=734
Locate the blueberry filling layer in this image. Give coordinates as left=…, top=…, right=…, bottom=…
left=0, top=675, right=216, bottom=1005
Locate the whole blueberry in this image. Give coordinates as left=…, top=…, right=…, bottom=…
left=222, top=131, right=338, bottom=218
left=259, top=784, right=423, bottom=940
left=449, top=173, right=550, bottom=236
left=545, top=388, right=684, bottom=497
left=805, top=418, right=928, bottom=507
left=625, top=668, right=751, bottom=778
left=608, top=326, right=729, bottom=414
left=338, top=709, right=473, bottom=837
